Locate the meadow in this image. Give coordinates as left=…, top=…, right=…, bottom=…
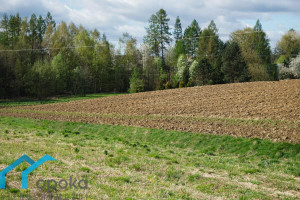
left=0, top=82, right=299, bottom=199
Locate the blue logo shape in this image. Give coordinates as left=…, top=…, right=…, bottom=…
left=0, top=154, right=56, bottom=189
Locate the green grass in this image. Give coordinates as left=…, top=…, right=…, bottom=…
left=0, top=116, right=299, bottom=199
left=2, top=107, right=299, bottom=132
left=0, top=93, right=125, bottom=107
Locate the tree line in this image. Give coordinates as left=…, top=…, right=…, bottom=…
left=0, top=9, right=299, bottom=98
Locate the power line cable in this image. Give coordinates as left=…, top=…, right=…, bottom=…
left=0, top=44, right=109, bottom=52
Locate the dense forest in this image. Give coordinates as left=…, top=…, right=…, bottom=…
left=0, top=9, right=300, bottom=98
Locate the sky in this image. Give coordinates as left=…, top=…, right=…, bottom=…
left=0, top=0, right=300, bottom=49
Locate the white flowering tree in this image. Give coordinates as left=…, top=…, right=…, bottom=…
left=289, top=54, right=300, bottom=78
left=279, top=54, right=300, bottom=79
left=176, top=54, right=189, bottom=84
left=189, top=60, right=199, bottom=82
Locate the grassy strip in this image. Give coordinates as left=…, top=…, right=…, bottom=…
left=0, top=116, right=299, bottom=164
left=0, top=93, right=125, bottom=107
left=0, top=116, right=299, bottom=199
left=1, top=108, right=299, bottom=130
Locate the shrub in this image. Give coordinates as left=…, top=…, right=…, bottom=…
left=165, top=81, right=171, bottom=89
left=186, top=81, right=194, bottom=87
left=129, top=67, right=144, bottom=93
left=279, top=65, right=295, bottom=79
left=178, top=81, right=185, bottom=88
left=248, top=64, right=271, bottom=81
left=170, top=75, right=179, bottom=88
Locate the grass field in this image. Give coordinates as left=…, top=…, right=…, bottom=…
left=0, top=93, right=124, bottom=107
left=0, top=83, right=299, bottom=199
left=0, top=117, right=299, bottom=199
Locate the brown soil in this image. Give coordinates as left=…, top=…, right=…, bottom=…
left=1, top=80, right=300, bottom=143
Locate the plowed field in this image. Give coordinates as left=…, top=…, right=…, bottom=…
left=1, top=80, right=300, bottom=143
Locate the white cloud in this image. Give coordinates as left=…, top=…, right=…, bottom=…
left=0, top=0, right=300, bottom=48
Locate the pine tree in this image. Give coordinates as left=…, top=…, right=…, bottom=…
left=144, top=14, right=159, bottom=57
left=221, top=41, right=249, bottom=83
left=173, top=16, right=185, bottom=59
left=0, top=14, right=9, bottom=46
left=197, top=20, right=223, bottom=84
left=29, top=14, right=37, bottom=49
left=45, top=12, right=56, bottom=29
left=8, top=15, right=16, bottom=48
left=156, top=9, right=172, bottom=63
left=129, top=67, right=144, bottom=93
left=173, top=16, right=182, bottom=41
left=184, top=19, right=201, bottom=57
left=198, top=20, right=220, bottom=63
left=7, top=14, right=21, bottom=48
left=253, top=20, right=275, bottom=80
left=174, top=40, right=185, bottom=58
left=15, top=13, right=21, bottom=36
left=144, top=9, right=171, bottom=63
left=253, top=19, right=271, bottom=65
left=37, top=15, right=46, bottom=48
left=144, top=9, right=172, bottom=83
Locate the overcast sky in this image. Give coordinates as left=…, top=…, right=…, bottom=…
left=0, top=0, right=300, bottom=49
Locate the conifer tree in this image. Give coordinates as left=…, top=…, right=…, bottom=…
left=184, top=19, right=201, bottom=57
left=45, top=12, right=56, bottom=29
left=144, top=14, right=159, bottom=57
left=221, top=41, right=249, bottom=83
left=253, top=19, right=271, bottom=64
left=173, top=16, right=182, bottom=41
left=144, top=9, right=171, bottom=63
left=0, top=14, right=9, bottom=46
left=173, top=16, right=185, bottom=58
